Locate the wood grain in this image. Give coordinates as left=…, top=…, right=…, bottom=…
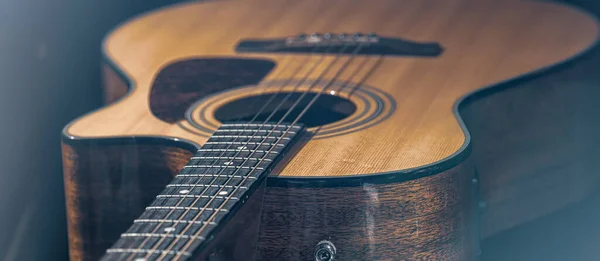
left=258, top=162, right=479, bottom=261
left=61, top=138, right=194, bottom=261
left=64, top=0, right=599, bottom=178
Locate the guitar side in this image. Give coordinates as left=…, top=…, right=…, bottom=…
left=61, top=0, right=600, bottom=260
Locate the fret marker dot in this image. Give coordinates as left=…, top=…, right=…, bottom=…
left=224, top=161, right=233, bottom=165
left=164, top=227, right=176, bottom=233
left=179, top=189, right=190, bottom=194
left=219, top=191, right=229, bottom=196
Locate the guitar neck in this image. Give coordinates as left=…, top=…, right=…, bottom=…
left=100, top=122, right=305, bottom=261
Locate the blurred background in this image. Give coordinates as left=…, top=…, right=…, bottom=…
left=0, top=0, right=599, bottom=260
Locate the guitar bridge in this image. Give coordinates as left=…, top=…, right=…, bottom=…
left=235, top=32, right=443, bottom=57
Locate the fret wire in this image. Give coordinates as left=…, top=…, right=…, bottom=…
left=121, top=233, right=206, bottom=240
left=107, top=248, right=191, bottom=256
left=215, top=128, right=296, bottom=134
left=177, top=174, right=257, bottom=179
left=156, top=195, right=239, bottom=199
left=190, top=156, right=272, bottom=160
left=210, top=135, right=292, bottom=140
left=203, top=141, right=284, bottom=146
left=134, top=219, right=216, bottom=225
left=182, top=165, right=264, bottom=169
left=198, top=144, right=277, bottom=150
left=166, top=184, right=248, bottom=189
left=146, top=206, right=229, bottom=211
left=219, top=123, right=301, bottom=129
left=199, top=149, right=279, bottom=154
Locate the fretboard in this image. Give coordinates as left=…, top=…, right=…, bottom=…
left=101, top=122, right=304, bottom=261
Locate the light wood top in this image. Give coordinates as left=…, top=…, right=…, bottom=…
left=66, top=0, right=599, bottom=177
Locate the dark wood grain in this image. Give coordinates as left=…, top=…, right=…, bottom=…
left=257, top=162, right=479, bottom=261
left=149, top=58, right=275, bottom=123
left=61, top=138, right=195, bottom=261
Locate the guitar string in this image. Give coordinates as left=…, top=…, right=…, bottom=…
left=170, top=42, right=369, bottom=260
left=152, top=43, right=343, bottom=261
left=122, top=45, right=322, bottom=261
left=304, top=53, right=385, bottom=137
left=223, top=55, right=302, bottom=126
left=230, top=51, right=318, bottom=128
left=266, top=43, right=362, bottom=129
left=130, top=45, right=331, bottom=260
left=247, top=44, right=350, bottom=124
left=332, top=53, right=381, bottom=97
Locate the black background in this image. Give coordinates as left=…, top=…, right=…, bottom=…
left=0, top=0, right=599, bottom=260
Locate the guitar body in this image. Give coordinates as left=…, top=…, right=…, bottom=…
left=61, top=0, right=600, bottom=260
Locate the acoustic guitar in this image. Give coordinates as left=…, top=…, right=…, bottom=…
left=61, top=0, right=600, bottom=260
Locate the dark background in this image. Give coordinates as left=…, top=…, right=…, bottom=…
left=0, top=0, right=599, bottom=260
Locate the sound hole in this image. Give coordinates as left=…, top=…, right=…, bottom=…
left=214, top=92, right=357, bottom=128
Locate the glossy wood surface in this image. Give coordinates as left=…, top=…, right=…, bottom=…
left=61, top=139, right=194, bottom=261
left=258, top=161, right=479, bottom=260
left=64, top=0, right=599, bottom=178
